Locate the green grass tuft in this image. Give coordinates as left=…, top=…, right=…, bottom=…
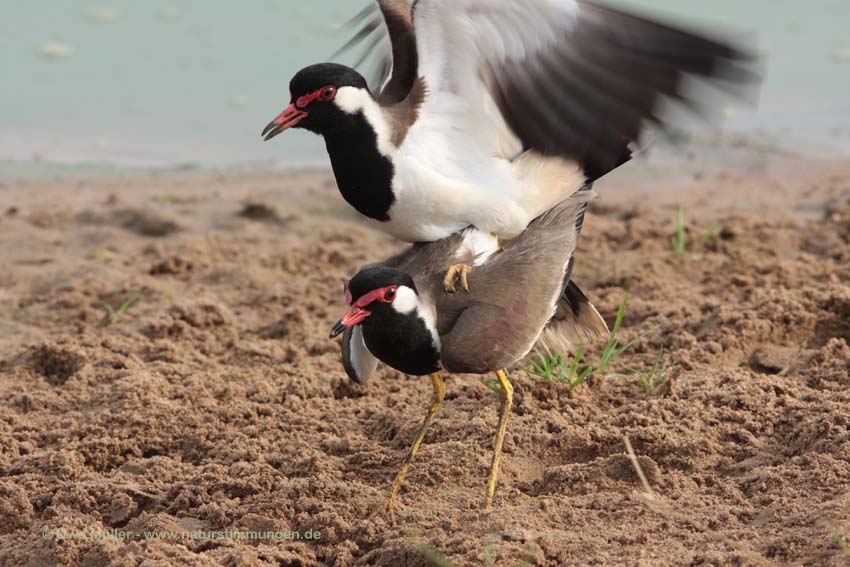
left=594, top=294, right=656, bottom=374
left=520, top=345, right=592, bottom=398
left=149, top=192, right=181, bottom=203
left=99, top=294, right=139, bottom=326
left=480, top=375, right=502, bottom=393
left=519, top=295, right=655, bottom=397
left=619, top=347, right=673, bottom=394
left=670, top=206, right=724, bottom=258
left=670, top=206, right=687, bottom=257
left=828, top=525, right=850, bottom=556
left=696, top=224, right=723, bottom=251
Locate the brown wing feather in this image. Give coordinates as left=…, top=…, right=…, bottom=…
left=375, top=0, right=419, bottom=104
left=435, top=193, right=595, bottom=374
left=538, top=281, right=609, bottom=355
left=334, top=1, right=418, bottom=104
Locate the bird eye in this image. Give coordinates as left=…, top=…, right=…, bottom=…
left=384, top=287, right=397, bottom=301
left=319, top=86, right=337, bottom=102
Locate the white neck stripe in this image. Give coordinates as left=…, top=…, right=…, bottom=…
left=334, top=87, right=395, bottom=157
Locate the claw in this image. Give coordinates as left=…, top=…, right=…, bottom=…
left=443, top=264, right=473, bottom=294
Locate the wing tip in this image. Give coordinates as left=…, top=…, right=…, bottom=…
left=538, top=281, right=609, bottom=355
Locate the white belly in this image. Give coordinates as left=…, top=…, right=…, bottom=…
left=381, top=152, right=532, bottom=243
left=370, top=110, right=587, bottom=243
left=335, top=91, right=586, bottom=243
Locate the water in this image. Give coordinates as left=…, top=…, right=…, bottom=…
left=1, top=0, right=848, bottom=169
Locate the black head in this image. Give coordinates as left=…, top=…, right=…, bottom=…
left=262, top=63, right=370, bottom=139
left=330, top=267, right=418, bottom=338
left=331, top=266, right=440, bottom=377
left=347, top=266, right=416, bottom=304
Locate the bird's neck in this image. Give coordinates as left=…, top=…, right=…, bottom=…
left=362, top=311, right=440, bottom=376
left=324, top=112, right=396, bottom=223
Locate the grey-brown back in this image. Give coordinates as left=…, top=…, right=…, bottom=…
left=437, top=193, right=595, bottom=373
left=342, top=191, right=604, bottom=379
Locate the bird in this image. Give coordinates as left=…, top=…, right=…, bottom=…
left=328, top=190, right=608, bottom=519
left=263, top=0, right=758, bottom=290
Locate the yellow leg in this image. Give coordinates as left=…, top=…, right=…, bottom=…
left=443, top=264, right=473, bottom=294
left=485, top=369, right=513, bottom=508
left=385, top=372, right=446, bottom=522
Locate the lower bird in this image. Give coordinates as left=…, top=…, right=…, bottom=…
left=329, top=191, right=608, bottom=519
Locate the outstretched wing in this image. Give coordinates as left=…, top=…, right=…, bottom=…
left=333, top=0, right=418, bottom=104
left=339, top=0, right=758, bottom=178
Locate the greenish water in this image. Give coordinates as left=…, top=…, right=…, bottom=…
left=1, top=0, right=848, bottom=169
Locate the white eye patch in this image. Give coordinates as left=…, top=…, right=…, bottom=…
left=390, top=285, right=418, bottom=314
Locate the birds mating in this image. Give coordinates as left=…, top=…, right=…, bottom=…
left=329, top=192, right=607, bottom=516
left=262, top=0, right=758, bottom=517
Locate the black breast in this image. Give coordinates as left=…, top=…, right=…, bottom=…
left=324, top=115, right=396, bottom=222
left=362, top=315, right=440, bottom=377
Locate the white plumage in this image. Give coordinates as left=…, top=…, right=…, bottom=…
left=372, top=0, right=587, bottom=242
left=266, top=0, right=756, bottom=244
left=413, top=0, right=580, bottom=154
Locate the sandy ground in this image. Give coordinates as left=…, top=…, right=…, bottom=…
left=1, top=150, right=850, bottom=566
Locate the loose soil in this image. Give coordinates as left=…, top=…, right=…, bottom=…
left=1, top=154, right=849, bottom=566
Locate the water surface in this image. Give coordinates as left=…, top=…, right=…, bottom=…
left=1, top=0, right=848, bottom=169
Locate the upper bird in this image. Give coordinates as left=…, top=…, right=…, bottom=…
left=263, top=0, right=756, bottom=243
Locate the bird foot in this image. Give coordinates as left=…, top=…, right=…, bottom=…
left=443, top=263, right=473, bottom=294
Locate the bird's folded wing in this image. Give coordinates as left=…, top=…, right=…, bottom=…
left=435, top=193, right=594, bottom=374
left=338, top=0, right=759, bottom=177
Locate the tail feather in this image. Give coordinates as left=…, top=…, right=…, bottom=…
left=538, top=281, right=609, bottom=355
left=538, top=180, right=608, bottom=354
